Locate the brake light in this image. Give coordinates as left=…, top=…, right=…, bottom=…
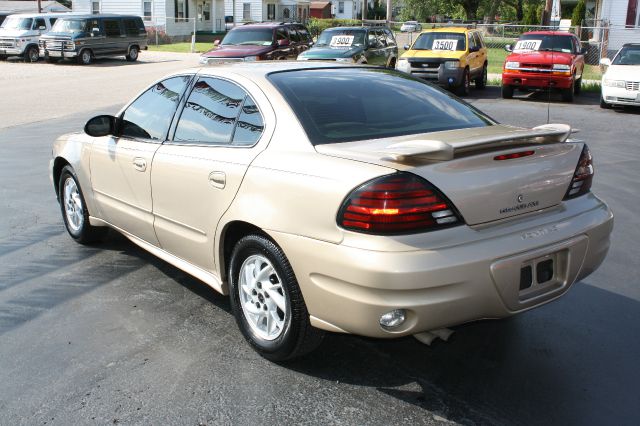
left=494, top=150, right=535, bottom=161
left=564, top=144, right=593, bottom=199
left=337, top=172, right=464, bottom=235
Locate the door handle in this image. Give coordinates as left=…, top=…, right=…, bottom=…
left=208, top=171, right=226, bottom=189
left=133, top=157, right=147, bottom=172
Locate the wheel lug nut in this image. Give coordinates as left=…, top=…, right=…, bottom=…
left=252, top=290, right=257, bottom=295
left=265, top=293, right=269, bottom=298
left=256, top=302, right=260, bottom=308
left=263, top=305, right=268, bottom=311
left=257, top=283, right=262, bottom=289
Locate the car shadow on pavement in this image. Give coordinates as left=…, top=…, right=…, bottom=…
left=466, top=86, right=601, bottom=106
left=285, top=283, right=640, bottom=425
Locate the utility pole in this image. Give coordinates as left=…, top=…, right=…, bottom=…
left=37, top=0, right=42, bottom=13
left=542, top=0, right=553, bottom=26
left=386, top=0, right=392, bottom=22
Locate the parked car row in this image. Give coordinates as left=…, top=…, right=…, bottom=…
left=0, top=12, right=147, bottom=65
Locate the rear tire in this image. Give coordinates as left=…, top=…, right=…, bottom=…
left=58, top=166, right=108, bottom=244
left=229, top=234, right=324, bottom=361
left=501, top=84, right=514, bottom=99
left=125, top=46, right=139, bottom=62
left=388, top=57, right=396, bottom=69
left=475, top=63, right=487, bottom=89
left=77, top=49, right=92, bottom=65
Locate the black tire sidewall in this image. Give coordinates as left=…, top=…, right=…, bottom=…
left=26, top=46, right=39, bottom=62
left=229, top=235, right=303, bottom=359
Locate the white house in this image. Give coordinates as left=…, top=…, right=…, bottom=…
left=588, top=0, right=640, bottom=52
left=223, top=0, right=311, bottom=23
left=0, top=1, right=70, bottom=13
left=73, top=0, right=226, bottom=36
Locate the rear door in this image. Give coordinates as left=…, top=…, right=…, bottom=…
left=90, top=75, right=192, bottom=244
left=151, top=75, right=273, bottom=271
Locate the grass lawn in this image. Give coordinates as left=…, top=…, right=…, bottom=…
left=148, top=42, right=214, bottom=53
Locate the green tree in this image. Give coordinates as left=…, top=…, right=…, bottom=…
left=572, top=0, right=586, bottom=26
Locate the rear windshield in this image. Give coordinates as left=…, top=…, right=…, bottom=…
left=51, top=18, right=91, bottom=33
left=316, top=29, right=366, bottom=47
left=412, top=32, right=466, bottom=51
left=222, top=29, right=273, bottom=46
left=268, top=68, right=493, bottom=145
left=613, top=46, right=640, bottom=65
left=514, top=34, right=574, bottom=53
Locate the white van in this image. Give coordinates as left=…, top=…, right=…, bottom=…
left=0, top=13, right=69, bottom=62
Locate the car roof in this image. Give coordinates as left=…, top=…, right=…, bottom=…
left=190, top=61, right=362, bottom=80
left=323, top=26, right=368, bottom=31
left=52, top=14, right=142, bottom=19
left=520, top=31, right=575, bottom=36
left=3, top=12, right=77, bottom=18
left=419, top=27, right=473, bottom=34
left=232, top=22, right=303, bottom=30
left=622, top=43, right=640, bottom=47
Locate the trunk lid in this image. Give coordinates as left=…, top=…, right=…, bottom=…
left=315, top=124, right=582, bottom=225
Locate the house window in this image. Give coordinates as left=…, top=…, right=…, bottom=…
left=283, top=8, right=290, bottom=19
left=267, top=4, right=276, bottom=20
left=92, top=1, right=100, bottom=14
left=243, top=3, right=251, bottom=20
left=143, top=1, right=152, bottom=21
left=203, top=3, right=210, bottom=20
left=338, top=1, right=344, bottom=14
left=177, top=0, right=186, bottom=21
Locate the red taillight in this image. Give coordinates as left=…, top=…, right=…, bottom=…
left=494, top=150, right=535, bottom=161
left=564, top=144, right=593, bottom=200
left=337, top=173, right=464, bottom=235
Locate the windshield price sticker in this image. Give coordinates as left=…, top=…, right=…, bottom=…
left=514, top=40, right=542, bottom=52
left=330, top=35, right=355, bottom=47
left=432, top=39, right=458, bottom=51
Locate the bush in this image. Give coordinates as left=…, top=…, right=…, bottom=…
left=572, top=0, right=585, bottom=26
left=306, top=18, right=363, bottom=38
left=146, top=27, right=173, bottom=45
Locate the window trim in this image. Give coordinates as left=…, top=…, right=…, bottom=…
left=117, top=74, right=195, bottom=144
left=167, top=75, right=266, bottom=148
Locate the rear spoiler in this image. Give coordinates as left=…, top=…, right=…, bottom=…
left=377, top=124, right=572, bottom=163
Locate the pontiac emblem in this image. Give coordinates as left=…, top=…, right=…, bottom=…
left=517, top=194, right=524, bottom=203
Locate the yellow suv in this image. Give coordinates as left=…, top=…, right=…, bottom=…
left=397, top=27, right=488, bottom=95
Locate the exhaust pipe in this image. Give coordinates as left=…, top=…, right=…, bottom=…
left=413, top=328, right=454, bottom=346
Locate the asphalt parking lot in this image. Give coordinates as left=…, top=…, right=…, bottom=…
left=0, top=53, right=639, bottom=425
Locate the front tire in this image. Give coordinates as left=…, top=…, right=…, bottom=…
left=600, top=96, right=612, bottom=109
left=229, top=234, right=324, bottom=361
left=457, top=68, right=471, bottom=96
left=125, top=46, right=139, bottom=62
left=561, top=78, right=575, bottom=102
left=501, top=84, right=514, bottom=99
left=77, top=49, right=92, bottom=65
left=58, top=166, right=107, bottom=244
left=25, top=46, right=39, bottom=62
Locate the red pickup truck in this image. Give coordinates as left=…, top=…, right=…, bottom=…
left=501, top=31, right=586, bottom=102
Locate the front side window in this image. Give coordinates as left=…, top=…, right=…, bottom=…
left=268, top=68, right=493, bottom=145
left=51, top=18, right=92, bottom=33
left=121, top=76, right=191, bottom=141
left=34, top=18, right=46, bottom=30
left=412, top=32, right=466, bottom=51
left=173, top=77, right=263, bottom=146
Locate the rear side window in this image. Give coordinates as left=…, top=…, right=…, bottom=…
left=120, top=76, right=191, bottom=141
left=173, top=77, right=263, bottom=146
left=268, top=68, right=492, bottom=145
left=104, top=19, right=122, bottom=37
left=124, top=19, right=139, bottom=36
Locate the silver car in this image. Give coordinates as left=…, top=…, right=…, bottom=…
left=50, top=63, right=613, bottom=361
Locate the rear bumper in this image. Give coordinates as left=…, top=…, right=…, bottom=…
left=503, top=71, right=573, bottom=89
left=268, top=194, right=613, bottom=338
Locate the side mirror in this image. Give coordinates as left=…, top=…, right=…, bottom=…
left=599, top=57, right=611, bottom=67
left=39, top=26, right=46, bottom=30
left=504, top=44, right=513, bottom=52
left=85, top=115, right=116, bottom=137
left=469, top=46, right=480, bottom=53
left=213, top=39, right=220, bottom=46
left=403, top=44, right=410, bottom=50
left=277, top=39, right=290, bottom=47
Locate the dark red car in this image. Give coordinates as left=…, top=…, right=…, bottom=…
left=501, top=31, right=586, bottom=102
left=199, top=22, right=313, bottom=64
